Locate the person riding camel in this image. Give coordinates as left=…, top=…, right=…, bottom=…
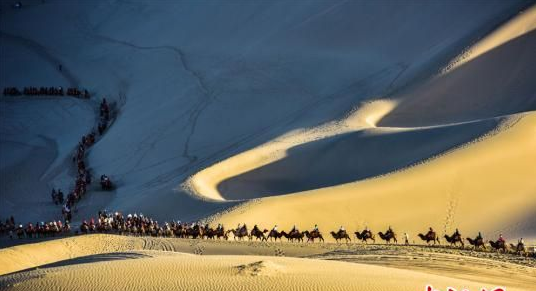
left=497, top=234, right=505, bottom=244
left=518, top=238, right=525, bottom=247
left=253, top=224, right=259, bottom=232
left=338, top=225, right=346, bottom=235
left=387, top=225, right=393, bottom=235
left=272, top=225, right=278, bottom=232
left=426, top=227, right=434, bottom=237
left=454, top=228, right=460, bottom=236
left=313, top=224, right=319, bottom=233
left=291, top=224, right=298, bottom=234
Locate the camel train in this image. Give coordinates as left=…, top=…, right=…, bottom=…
left=2, top=86, right=90, bottom=98
left=1, top=212, right=531, bottom=257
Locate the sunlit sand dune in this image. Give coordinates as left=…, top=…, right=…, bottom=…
left=213, top=112, right=536, bottom=240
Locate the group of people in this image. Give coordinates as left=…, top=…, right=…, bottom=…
left=2, top=86, right=90, bottom=98
left=62, top=138, right=92, bottom=218
left=98, top=98, right=111, bottom=135
left=1, top=211, right=531, bottom=256
left=0, top=216, right=70, bottom=239
left=12, top=221, right=70, bottom=239
left=50, top=188, right=64, bottom=205
left=80, top=211, right=187, bottom=238
left=0, top=216, right=17, bottom=236
left=53, top=98, right=113, bottom=222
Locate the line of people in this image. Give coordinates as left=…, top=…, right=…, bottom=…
left=98, top=98, right=111, bottom=135
left=2, top=211, right=532, bottom=257
left=58, top=98, right=113, bottom=222
left=2, top=86, right=90, bottom=98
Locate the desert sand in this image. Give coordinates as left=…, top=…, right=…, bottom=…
left=1, top=0, right=535, bottom=290
left=189, top=5, right=536, bottom=242
left=1, top=235, right=535, bottom=291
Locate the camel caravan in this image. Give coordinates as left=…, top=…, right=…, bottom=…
left=0, top=216, right=70, bottom=239
left=1, top=211, right=533, bottom=257
left=2, top=86, right=90, bottom=98
left=56, top=98, right=115, bottom=223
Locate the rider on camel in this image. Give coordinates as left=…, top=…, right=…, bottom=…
left=426, top=227, right=434, bottom=237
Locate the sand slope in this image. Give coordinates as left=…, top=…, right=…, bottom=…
left=212, top=112, right=536, bottom=240
left=1, top=247, right=534, bottom=291
left=190, top=6, right=536, bottom=242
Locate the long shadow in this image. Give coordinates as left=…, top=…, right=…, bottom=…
left=217, top=117, right=501, bottom=200
left=2, top=252, right=152, bottom=277
left=379, top=29, right=536, bottom=127
left=38, top=252, right=151, bottom=269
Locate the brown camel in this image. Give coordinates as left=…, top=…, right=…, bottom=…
left=330, top=230, right=351, bottom=243
left=355, top=229, right=375, bottom=243
left=266, top=229, right=284, bottom=241
left=227, top=227, right=249, bottom=240
left=250, top=227, right=268, bottom=241
left=378, top=231, right=398, bottom=244
left=418, top=231, right=440, bottom=245
left=489, top=240, right=507, bottom=252
left=444, top=233, right=464, bottom=248
left=466, top=237, right=486, bottom=250
left=303, top=230, right=324, bottom=242
left=510, top=242, right=526, bottom=256
left=285, top=230, right=305, bottom=242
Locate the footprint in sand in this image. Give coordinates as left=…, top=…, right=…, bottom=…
left=235, top=261, right=283, bottom=276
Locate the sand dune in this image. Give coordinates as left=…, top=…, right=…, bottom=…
left=189, top=6, right=536, bottom=242
left=1, top=235, right=534, bottom=291
left=5, top=251, right=525, bottom=291
left=212, top=111, right=536, bottom=240
left=379, top=6, right=536, bottom=127
left=1, top=1, right=535, bottom=290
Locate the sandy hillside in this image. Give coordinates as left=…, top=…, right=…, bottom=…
left=3, top=252, right=522, bottom=291
left=190, top=5, right=536, bottom=242
left=1, top=1, right=535, bottom=290
left=210, top=111, right=536, bottom=241
left=1, top=235, right=535, bottom=291
left=2, top=0, right=533, bottom=222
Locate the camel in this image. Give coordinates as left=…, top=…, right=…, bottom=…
left=330, top=230, right=351, bottom=243
left=250, top=227, right=268, bottom=241
left=266, top=229, right=284, bottom=241
left=80, top=224, right=89, bottom=234
left=489, top=240, right=507, bottom=252
left=355, top=230, right=375, bottom=243
left=418, top=231, right=440, bottom=245
left=187, top=225, right=204, bottom=239
left=444, top=233, right=464, bottom=248
left=378, top=231, right=398, bottom=244
left=285, top=230, right=305, bottom=242
left=303, top=230, right=324, bottom=242
left=510, top=242, right=526, bottom=256
left=227, top=227, right=249, bottom=241
left=466, top=237, right=486, bottom=250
